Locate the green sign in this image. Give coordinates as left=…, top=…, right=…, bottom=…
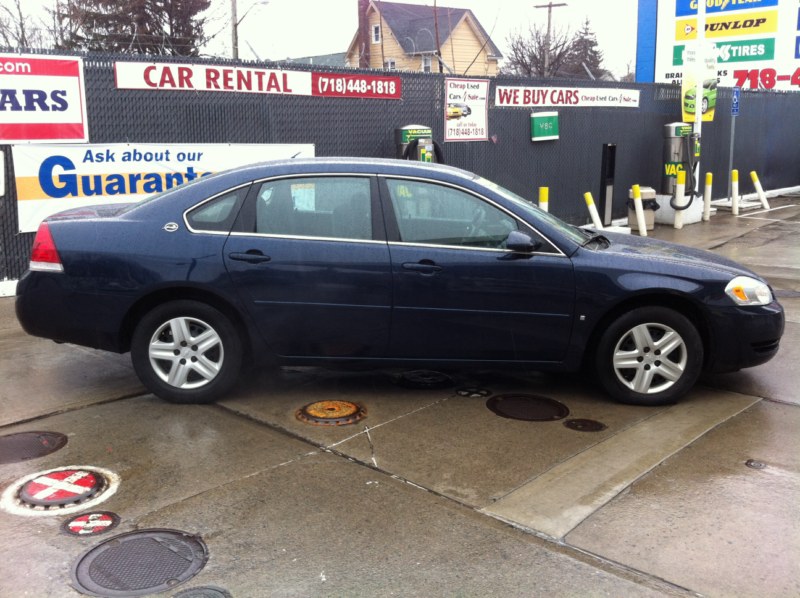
left=673, top=38, right=775, bottom=66
left=398, top=127, right=432, bottom=144
left=531, top=112, right=559, bottom=141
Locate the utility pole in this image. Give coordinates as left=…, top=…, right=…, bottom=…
left=231, top=0, right=239, bottom=60
left=534, top=2, right=567, bottom=74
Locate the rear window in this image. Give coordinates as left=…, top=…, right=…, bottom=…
left=186, top=187, right=249, bottom=232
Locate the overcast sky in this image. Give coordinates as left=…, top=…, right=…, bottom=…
left=205, top=0, right=639, bottom=76
left=6, top=0, right=640, bottom=77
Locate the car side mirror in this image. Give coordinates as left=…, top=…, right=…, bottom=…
left=506, top=230, right=541, bottom=253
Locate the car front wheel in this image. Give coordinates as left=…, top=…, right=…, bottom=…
left=131, top=300, right=242, bottom=404
left=595, top=306, right=703, bottom=406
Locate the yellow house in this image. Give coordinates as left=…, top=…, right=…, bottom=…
left=346, top=0, right=502, bottom=76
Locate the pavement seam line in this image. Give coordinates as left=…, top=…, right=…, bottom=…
left=482, top=391, right=760, bottom=540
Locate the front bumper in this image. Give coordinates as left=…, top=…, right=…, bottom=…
left=705, top=301, right=785, bottom=373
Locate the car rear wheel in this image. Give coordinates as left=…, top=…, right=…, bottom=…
left=701, top=97, right=709, bottom=113
left=595, top=306, right=703, bottom=406
left=131, top=300, right=242, bottom=404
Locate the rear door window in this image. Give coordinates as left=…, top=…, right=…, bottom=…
left=254, top=177, right=373, bottom=240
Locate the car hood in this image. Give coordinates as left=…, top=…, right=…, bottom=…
left=598, top=230, right=762, bottom=280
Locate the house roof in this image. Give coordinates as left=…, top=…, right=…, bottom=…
left=373, top=1, right=502, bottom=59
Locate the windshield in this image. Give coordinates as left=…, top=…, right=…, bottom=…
left=476, top=176, right=588, bottom=245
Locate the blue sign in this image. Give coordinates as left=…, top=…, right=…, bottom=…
left=676, top=0, right=779, bottom=17
left=731, top=86, right=740, bottom=116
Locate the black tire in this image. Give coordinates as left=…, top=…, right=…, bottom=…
left=131, top=300, right=243, bottom=404
left=701, top=97, right=709, bottom=114
left=595, top=306, right=703, bottom=406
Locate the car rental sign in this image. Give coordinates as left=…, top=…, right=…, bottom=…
left=0, top=54, right=89, bottom=143
left=115, top=62, right=402, bottom=100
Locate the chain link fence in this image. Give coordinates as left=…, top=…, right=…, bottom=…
left=2, top=49, right=799, bottom=281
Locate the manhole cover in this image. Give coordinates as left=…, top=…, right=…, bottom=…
left=1, top=466, right=120, bottom=517
left=486, top=394, right=569, bottom=421
left=71, top=529, right=208, bottom=597
left=63, top=511, right=121, bottom=536
left=456, top=387, right=492, bottom=398
left=19, top=468, right=106, bottom=508
left=397, top=370, right=454, bottom=389
left=173, top=587, right=233, bottom=598
left=296, top=400, right=366, bottom=426
left=564, top=419, right=607, bottom=432
left=0, top=431, right=68, bottom=464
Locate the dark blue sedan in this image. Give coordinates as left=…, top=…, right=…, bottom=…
left=16, top=158, right=784, bottom=405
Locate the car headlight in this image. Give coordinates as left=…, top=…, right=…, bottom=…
left=725, top=276, right=773, bottom=306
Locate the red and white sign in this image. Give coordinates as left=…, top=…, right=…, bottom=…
left=22, top=469, right=98, bottom=504
left=115, top=62, right=402, bottom=100
left=495, top=86, right=640, bottom=108
left=0, top=54, right=89, bottom=143
left=64, top=512, right=119, bottom=536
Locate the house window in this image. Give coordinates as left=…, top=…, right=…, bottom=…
left=384, top=59, right=396, bottom=70
left=372, top=24, right=381, bottom=44
left=422, top=55, right=432, bottom=73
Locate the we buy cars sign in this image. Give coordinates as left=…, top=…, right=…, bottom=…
left=0, top=54, right=89, bottom=143
left=495, top=86, right=640, bottom=108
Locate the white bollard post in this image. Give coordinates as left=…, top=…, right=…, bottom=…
left=750, top=171, right=770, bottom=210
left=583, top=192, right=604, bottom=230
left=732, top=169, right=739, bottom=216
left=538, top=186, right=549, bottom=212
left=673, top=170, right=686, bottom=230
left=631, top=184, right=647, bottom=237
left=703, top=172, right=712, bottom=222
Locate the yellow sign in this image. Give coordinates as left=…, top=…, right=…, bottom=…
left=676, top=10, right=777, bottom=40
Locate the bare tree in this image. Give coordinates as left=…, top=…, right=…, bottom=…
left=0, top=0, right=47, bottom=48
left=50, top=0, right=210, bottom=56
left=501, top=24, right=574, bottom=77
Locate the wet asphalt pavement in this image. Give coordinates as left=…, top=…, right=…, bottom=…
left=0, top=198, right=798, bottom=597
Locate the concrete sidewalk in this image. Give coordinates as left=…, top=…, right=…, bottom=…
left=0, top=198, right=798, bottom=597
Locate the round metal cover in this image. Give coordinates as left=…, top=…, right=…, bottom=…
left=62, top=511, right=120, bottom=536
left=173, top=587, right=233, bottom=598
left=456, top=387, right=492, bottom=398
left=19, top=469, right=106, bottom=508
left=397, top=370, right=454, bottom=389
left=71, top=529, right=208, bottom=597
left=296, top=400, right=366, bottom=426
left=486, top=394, right=569, bottom=421
left=564, top=419, right=608, bottom=432
left=0, top=431, right=68, bottom=464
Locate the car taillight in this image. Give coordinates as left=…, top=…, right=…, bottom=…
left=30, top=222, right=64, bottom=272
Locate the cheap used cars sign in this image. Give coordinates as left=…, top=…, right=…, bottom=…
left=0, top=54, right=89, bottom=143
left=12, top=142, right=314, bottom=233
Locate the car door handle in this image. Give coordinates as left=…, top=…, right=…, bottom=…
left=402, top=261, right=442, bottom=274
left=229, top=251, right=272, bottom=264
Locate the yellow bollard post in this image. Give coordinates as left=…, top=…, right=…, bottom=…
left=538, top=187, right=549, bottom=212
left=583, top=192, right=604, bottom=229
left=750, top=171, right=770, bottom=210
left=703, top=172, right=713, bottom=222
left=732, top=169, right=739, bottom=216
left=673, top=170, right=687, bottom=230
left=631, top=184, right=647, bottom=237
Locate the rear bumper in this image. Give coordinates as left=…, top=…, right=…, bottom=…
left=706, top=301, right=785, bottom=373
left=15, top=272, right=129, bottom=352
